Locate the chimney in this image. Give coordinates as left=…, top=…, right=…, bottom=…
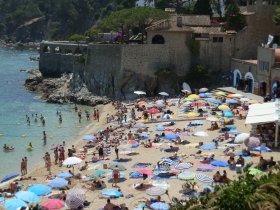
left=177, top=16, right=182, bottom=27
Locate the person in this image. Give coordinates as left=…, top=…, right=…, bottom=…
left=59, top=114, right=62, bottom=124
left=213, top=171, right=222, bottom=182
left=93, top=108, right=97, bottom=120
left=92, top=153, right=98, bottom=163
left=43, top=131, right=47, bottom=145
left=28, top=142, right=33, bottom=148
left=20, top=158, right=25, bottom=176
left=114, top=144, right=119, bottom=160
left=98, top=146, right=104, bottom=160
left=236, top=155, right=245, bottom=167
left=127, top=131, right=132, bottom=140
left=23, top=157, right=28, bottom=175
left=112, top=165, right=120, bottom=187
left=144, top=139, right=152, bottom=148
left=96, top=110, right=100, bottom=122
left=228, top=156, right=236, bottom=169
left=257, top=156, right=267, bottom=170
left=78, top=110, right=82, bottom=123
left=80, top=161, right=88, bottom=171
left=104, top=199, right=117, bottom=210
left=68, top=149, right=73, bottom=157
left=46, top=156, right=52, bottom=175
left=54, top=147, right=58, bottom=165
left=71, top=145, right=76, bottom=153
left=221, top=170, right=229, bottom=183
left=268, top=156, right=276, bottom=168
left=74, top=104, right=78, bottom=112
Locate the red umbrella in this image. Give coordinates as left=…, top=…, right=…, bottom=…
left=136, top=169, right=154, bottom=176
left=42, top=199, right=64, bottom=210
left=147, top=108, right=160, bottom=114
left=190, top=102, right=205, bottom=107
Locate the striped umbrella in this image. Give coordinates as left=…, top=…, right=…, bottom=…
left=175, top=162, right=193, bottom=170
left=195, top=174, right=213, bottom=183
left=245, top=137, right=260, bottom=149
left=146, top=187, right=166, bottom=196
left=65, top=189, right=86, bottom=209
left=177, top=171, right=195, bottom=180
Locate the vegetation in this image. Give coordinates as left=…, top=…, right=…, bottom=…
left=224, top=0, right=246, bottom=31
left=69, top=34, right=87, bottom=42
left=186, top=64, right=209, bottom=87
left=272, top=7, right=280, bottom=25
left=186, top=39, right=200, bottom=57
left=170, top=163, right=280, bottom=210
left=193, top=0, right=212, bottom=15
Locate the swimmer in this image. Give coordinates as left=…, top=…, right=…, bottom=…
left=43, top=131, right=47, bottom=145
left=28, top=142, right=33, bottom=148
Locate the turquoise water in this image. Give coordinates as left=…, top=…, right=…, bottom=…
left=0, top=48, right=90, bottom=178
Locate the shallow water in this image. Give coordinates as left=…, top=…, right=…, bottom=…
left=0, top=48, right=91, bottom=179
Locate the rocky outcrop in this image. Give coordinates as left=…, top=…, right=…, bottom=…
left=24, top=69, right=110, bottom=106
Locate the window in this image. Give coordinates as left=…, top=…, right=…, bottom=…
left=259, top=60, right=270, bottom=71
left=213, top=37, right=223, bottom=43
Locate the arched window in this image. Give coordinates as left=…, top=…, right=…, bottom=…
left=152, top=35, right=165, bottom=44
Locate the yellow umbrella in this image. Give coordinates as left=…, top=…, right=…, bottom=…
left=218, top=105, right=230, bottom=111
left=219, top=117, right=230, bottom=124
left=137, top=119, right=146, bottom=122
left=216, top=91, right=226, bottom=96
left=186, top=112, right=200, bottom=117
left=187, top=94, right=200, bottom=100
left=183, top=98, right=195, bottom=102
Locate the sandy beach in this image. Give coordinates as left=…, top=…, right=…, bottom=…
left=1, top=91, right=280, bottom=210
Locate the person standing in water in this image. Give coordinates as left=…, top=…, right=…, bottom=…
left=59, top=113, right=63, bottom=124
left=24, top=157, right=28, bottom=175
left=96, top=109, right=100, bottom=122
left=43, top=131, right=47, bottom=145
left=74, top=104, right=78, bottom=112
left=54, top=147, right=58, bottom=165
left=78, top=110, right=82, bottom=123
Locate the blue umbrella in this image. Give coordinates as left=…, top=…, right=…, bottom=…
left=156, top=126, right=165, bottom=131
left=15, top=191, right=40, bottom=203
left=162, top=133, right=178, bottom=140
left=211, top=160, right=229, bottom=167
left=223, top=111, right=234, bottom=118
left=82, top=135, right=96, bottom=141
left=162, top=114, right=172, bottom=119
left=95, top=169, right=105, bottom=176
left=252, top=146, right=272, bottom=152
left=150, top=202, right=170, bottom=210
left=58, top=172, right=73, bottom=178
left=0, top=197, right=4, bottom=202
left=97, top=129, right=104, bottom=133
left=227, top=99, right=238, bottom=104
left=101, top=188, right=123, bottom=197
left=199, top=143, right=216, bottom=150
left=205, top=98, right=222, bottom=105
left=191, top=120, right=204, bottom=125
left=28, top=184, right=52, bottom=196
left=48, top=178, right=68, bottom=189
left=4, top=199, right=27, bottom=210
left=202, top=185, right=214, bottom=191
left=198, top=93, right=208, bottom=98
left=1, top=173, right=19, bottom=183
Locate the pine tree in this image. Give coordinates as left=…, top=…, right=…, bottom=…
left=225, top=0, right=246, bottom=30
left=193, top=0, right=212, bottom=15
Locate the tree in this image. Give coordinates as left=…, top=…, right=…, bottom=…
left=69, top=34, right=86, bottom=42
left=155, top=0, right=194, bottom=14
left=225, top=0, right=246, bottom=31
left=211, top=0, right=223, bottom=17
left=84, top=28, right=102, bottom=42
left=193, top=0, right=212, bottom=15
left=273, top=8, right=280, bottom=25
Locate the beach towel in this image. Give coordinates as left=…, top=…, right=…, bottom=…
left=113, top=158, right=131, bottom=163
left=132, top=163, right=151, bottom=168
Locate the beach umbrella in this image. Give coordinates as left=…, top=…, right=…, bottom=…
left=107, top=172, right=126, bottom=179
left=4, top=199, right=27, bottom=210
left=152, top=181, right=170, bottom=190
left=190, top=102, right=205, bottom=107
left=28, top=184, right=51, bottom=196
left=48, top=178, right=68, bottom=189
left=101, top=188, right=123, bottom=197
left=219, top=117, right=230, bottom=124
left=199, top=143, right=216, bottom=150
left=134, top=91, right=146, bottom=95
left=186, top=112, right=200, bottom=117
left=205, top=98, right=222, bottom=105
left=228, top=129, right=239, bottom=135
left=191, top=120, right=204, bottom=125
left=235, top=133, right=250, bottom=143
left=177, top=171, right=195, bottom=180
left=94, top=169, right=106, bottom=177
left=193, top=131, right=208, bottom=137
left=136, top=169, right=154, bottom=176
left=0, top=197, right=4, bottom=202
left=198, top=93, right=208, bottom=98
left=150, top=202, right=170, bottom=210
left=228, top=93, right=243, bottom=98
left=215, top=91, right=226, bottom=96
left=134, top=123, right=146, bottom=128
left=218, top=105, right=230, bottom=111
left=240, top=97, right=250, bottom=102
left=1, top=173, right=19, bottom=183
left=223, top=110, right=234, bottom=118
left=162, top=133, right=178, bottom=140
left=117, top=144, right=133, bottom=150
left=202, top=185, right=214, bottom=192
left=187, top=94, right=200, bottom=100
left=199, top=88, right=208, bottom=93
left=58, top=172, right=73, bottom=179
left=63, top=157, right=82, bottom=166
left=227, top=99, right=238, bottom=104
left=146, top=187, right=166, bottom=196
left=196, top=165, right=216, bottom=172
left=147, top=108, right=160, bottom=115
left=206, top=117, right=219, bottom=122
left=245, top=137, right=261, bottom=148
left=211, top=160, right=229, bottom=167
left=108, top=163, right=126, bottom=171
left=156, top=126, right=165, bottom=131
left=158, top=92, right=169, bottom=96
left=177, top=132, right=190, bottom=137
left=162, top=114, right=172, bottom=119
left=97, top=129, right=104, bottom=133
left=248, top=168, right=263, bottom=176
left=129, top=140, right=138, bottom=145
left=175, top=162, right=193, bottom=170
left=82, top=135, right=96, bottom=141
left=15, top=191, right=40, bottom=203
left=65, top=189, right=86, bottom=209
left=252, top=146, right=272, bottom=152
left=195, top=174, right=213, bottom=183
left=42, top=199, right=65, bottom=210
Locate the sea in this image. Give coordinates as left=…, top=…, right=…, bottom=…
left=0, top=47, right=91, bottom=179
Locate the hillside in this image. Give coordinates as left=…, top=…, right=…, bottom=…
left=0, top=0, right=137, bottom=42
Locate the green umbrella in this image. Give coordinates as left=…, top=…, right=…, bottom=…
left=177, top=171, right=195, bottom=180
left=248, top=168, right=262, bottom=176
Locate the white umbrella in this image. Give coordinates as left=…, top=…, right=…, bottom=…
left=240, top=97, right=250, bottom=102
left=199, top=88, right=208, bottom=93
left=234, top=133, right=250, bottom=144
left=206, top=117, right=218, bottom=122
left=158, top=92, right=169, bottom=96
left=182, top=82, right=192, bottom=93
left=65, top=189, right=85, bottom=209
left=63, top=157, right=82, bottom=166
left=134, top=91, right=146, bottom=95
left=193, top=131, right=209, bottom=137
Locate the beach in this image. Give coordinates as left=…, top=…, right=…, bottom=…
left=1, top=91, right=280, bottom=210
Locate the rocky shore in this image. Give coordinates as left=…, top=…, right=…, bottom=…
left=24, top=69, right=111, bottom=106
